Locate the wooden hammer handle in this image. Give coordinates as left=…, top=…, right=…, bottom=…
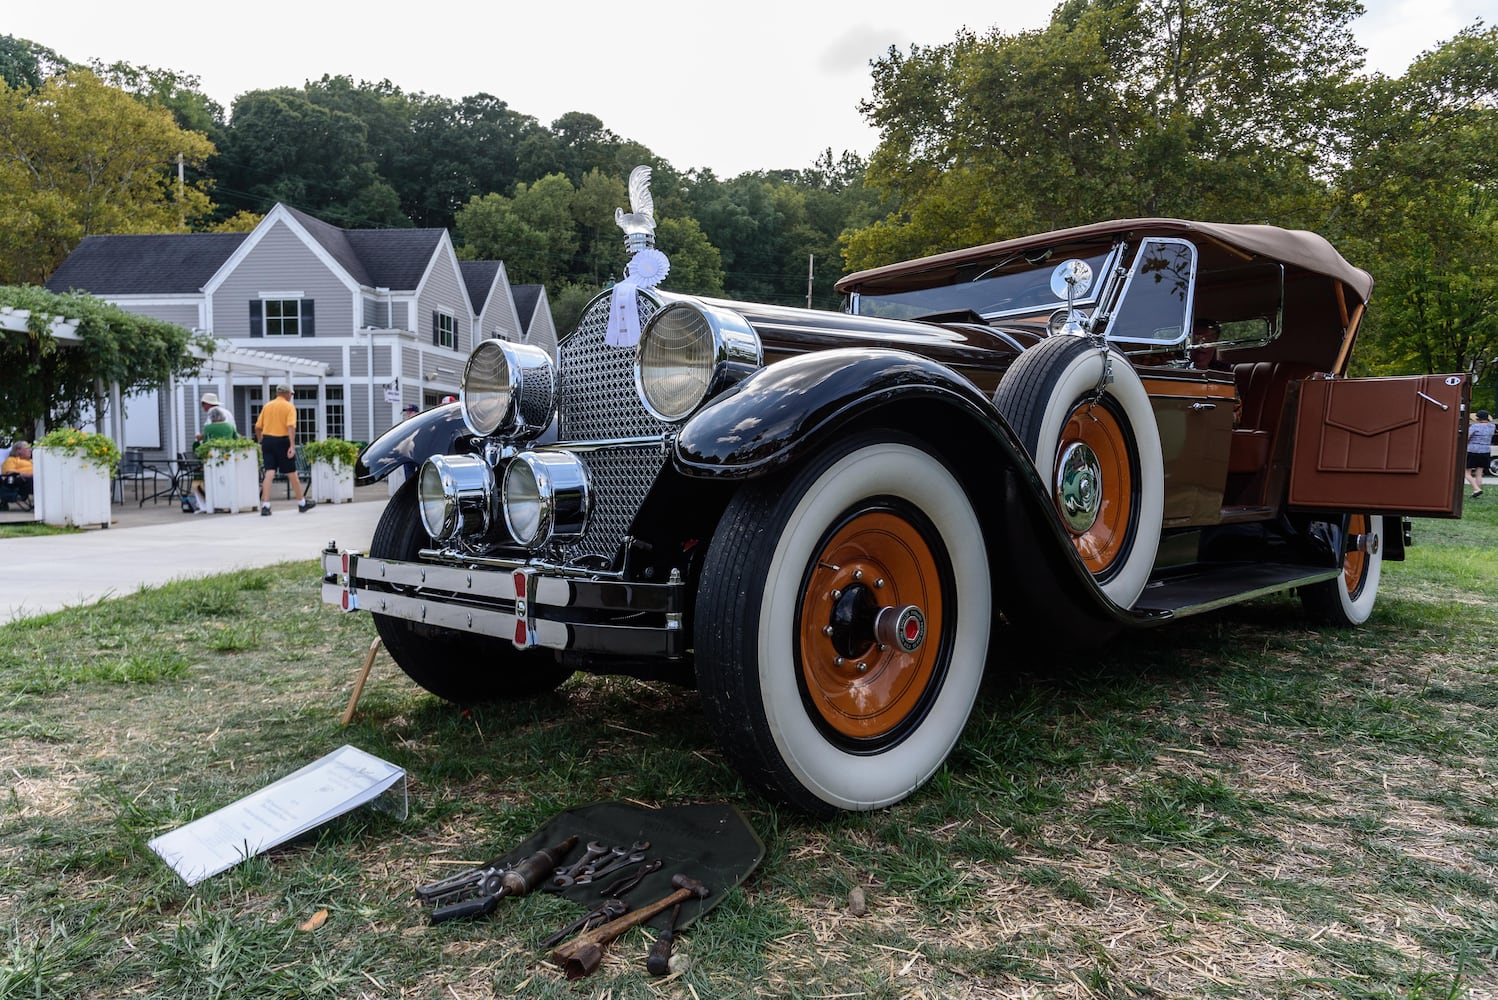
left=551, top=886, right=691, bottom=963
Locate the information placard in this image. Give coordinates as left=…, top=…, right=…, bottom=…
left=149, top=745, right=406, bottom=885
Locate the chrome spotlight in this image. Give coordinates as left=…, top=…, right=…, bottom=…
left=417, top=454, right=496, bottom=542
left=502, top=450, right=590, bottom=547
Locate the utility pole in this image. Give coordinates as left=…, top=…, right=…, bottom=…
left=806, top=254, right=814, bottom=309
left=177, top=153, right=185, bottom=226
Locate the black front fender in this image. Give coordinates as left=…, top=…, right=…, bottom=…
left=355, top=403, right=470, bottom=485
left=673, top=348, right=1003, bottom=477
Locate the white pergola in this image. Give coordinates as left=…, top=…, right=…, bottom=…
left=1, top=307, right=331, bottom=454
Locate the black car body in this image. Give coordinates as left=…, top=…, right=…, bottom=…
left=324, top=209, right=1469, bottom=816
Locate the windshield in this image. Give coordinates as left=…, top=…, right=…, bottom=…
left=850, top=250, right=1115, bottom=322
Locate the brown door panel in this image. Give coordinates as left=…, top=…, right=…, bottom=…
left=1288, top=374, right=1469, bottom=517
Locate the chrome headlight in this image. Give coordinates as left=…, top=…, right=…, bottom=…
left=502, top=450, right=590, bottom=547
left=634, top=301, right=762, bottom=422
left=417, top=455, right=496, bottom=542
left=461, top=339, right=557, bottom=438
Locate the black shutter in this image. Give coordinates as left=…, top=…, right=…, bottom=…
left=432, top=310, right=439, bottom=346
left=249, top=300, right=263, bottom=338
left=301, top=298, right=315, bottom=337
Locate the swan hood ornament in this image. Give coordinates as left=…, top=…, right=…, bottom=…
left=606, top=165, right=671, bottom=347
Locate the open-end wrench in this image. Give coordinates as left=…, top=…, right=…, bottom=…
left=557, top=841, right=611, bottom=879
left=574, top=851, right=645, bottom=884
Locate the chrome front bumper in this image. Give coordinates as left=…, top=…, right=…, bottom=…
left=320, top=548, right=687, bottom=656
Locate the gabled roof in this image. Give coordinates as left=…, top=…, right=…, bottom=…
left=511, top=284, right=544, bottom=326
left=46, top=233, right=249, bottom=295
left=281, top=205, right=445, bottom=291
left=459, top=260, right=503, bottom=313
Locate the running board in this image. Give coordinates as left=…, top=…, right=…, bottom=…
left=1133, top=562, right=1340, bottom=618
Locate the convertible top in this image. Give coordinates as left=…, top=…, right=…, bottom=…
left=834, top=218, right=1373, bottom=306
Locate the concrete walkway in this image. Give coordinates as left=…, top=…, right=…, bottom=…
left=0, top=487, right=390, bottom=623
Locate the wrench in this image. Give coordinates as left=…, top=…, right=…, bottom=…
left=556, top=841, right=611, bottom=879
left=575, top=851, right=645, bottom=884
left=540, top=898, right=629, bottom=948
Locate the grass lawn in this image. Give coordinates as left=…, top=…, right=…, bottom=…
left=1, top=500, right=1495, bottom=998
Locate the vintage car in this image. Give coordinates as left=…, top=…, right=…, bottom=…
left=323, top=207, right=1470, bottom=817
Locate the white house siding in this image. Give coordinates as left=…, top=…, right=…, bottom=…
left=210, top=221, right=354, bottom=340
left=415, top=244, right=473, bottom=360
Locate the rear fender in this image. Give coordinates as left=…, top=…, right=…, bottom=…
left=355, top=403, right=470, bottom=485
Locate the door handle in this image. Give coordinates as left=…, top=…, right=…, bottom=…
left=1190, top=402, right=1216, bottom=411
left=1416, top=391, right=1449, bottom=411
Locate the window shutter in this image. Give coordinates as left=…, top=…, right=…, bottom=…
left=432, top=310, right=439, bottom=346
left=301, top=299, right=315, bottom=337
left=249, top=300, right=263, bottom=338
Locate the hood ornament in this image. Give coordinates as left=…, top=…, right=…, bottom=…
left=606, top=165, right=671, bottom=348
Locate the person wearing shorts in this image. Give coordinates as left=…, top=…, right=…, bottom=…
left=254, top=383, right=314, bottom=515
left=1466, top=409, right=1493, bottom=499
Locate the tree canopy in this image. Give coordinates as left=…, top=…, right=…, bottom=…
left=0, top=69, right=215, bottom=285
left=1, top=12, right=1492, bottom=385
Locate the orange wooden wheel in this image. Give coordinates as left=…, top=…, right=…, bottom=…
left=1343, top=514, right=1369, bottom=595
left=1054, top=402, right=1134, bottom=576
left=797, top=510, right=943, bottom=741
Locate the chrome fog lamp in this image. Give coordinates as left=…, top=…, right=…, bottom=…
left=417, top=454, right=496, bottom=542
left=635, top=301, right=762, bottom=422
left=502, top=450, right=590, bottom=547
left=461, top=339, right=557, bottom=438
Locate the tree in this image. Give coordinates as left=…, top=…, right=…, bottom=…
left=0, top=285, right=208, bottom=434
left=0, top=69, right=215, bottom=285
left=0, top=35, right=68, bottom=91
left=215, top=86, right=406, bottom=227
left=847, top=0, right=1363, bottom=270
left=1329, top=24, right=1498, bottom=381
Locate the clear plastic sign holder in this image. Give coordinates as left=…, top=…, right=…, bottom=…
left=149, top=744, right=407, bottom=885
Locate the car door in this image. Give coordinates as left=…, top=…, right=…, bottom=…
left=1286, top=373, right=1469, bottom=517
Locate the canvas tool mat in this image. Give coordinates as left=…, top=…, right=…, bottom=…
left=508, top=801, right=763, bottom=930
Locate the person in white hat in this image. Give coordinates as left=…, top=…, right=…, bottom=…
left=252, top=383, right=313, bottom=515
left=196, top=392, right=237, bottom=441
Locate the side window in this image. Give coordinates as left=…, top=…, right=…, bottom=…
left=433, top=310, right=457, bottom=349
left=1106, top=239, right=1197, bottom=346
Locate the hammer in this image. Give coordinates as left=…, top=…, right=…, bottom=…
left=550, top=873, right=709, bottom=980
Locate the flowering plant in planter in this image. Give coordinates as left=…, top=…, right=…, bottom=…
left=194, top=436, right=259, bottom=465
left=37, top=427, right=121, bottom=475
left=301, top=438, right=361, bottom=472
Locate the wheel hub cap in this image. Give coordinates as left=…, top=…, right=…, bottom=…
left=1055, top=442, right=1102, bottom=532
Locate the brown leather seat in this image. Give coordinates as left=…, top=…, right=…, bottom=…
left=1229, top=362, right=1299, bottom=474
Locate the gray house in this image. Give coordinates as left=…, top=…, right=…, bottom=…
left=46, top=203, right=553, bottom=460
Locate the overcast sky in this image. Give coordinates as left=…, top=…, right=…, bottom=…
left=6, top=0, right=1488, bottom=177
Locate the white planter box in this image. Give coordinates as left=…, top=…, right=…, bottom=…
left=203, top=451, right=261, bottom=512
left=33, top=447, right=112, bottom=528
left=311, top=460, right=355, bottom=503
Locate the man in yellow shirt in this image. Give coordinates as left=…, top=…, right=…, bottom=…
left=253, top=383, right=314, bottom=515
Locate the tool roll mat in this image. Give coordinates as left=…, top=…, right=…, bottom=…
left=513, top=801, right=763, bottom=930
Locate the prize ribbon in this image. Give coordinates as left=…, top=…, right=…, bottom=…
left=605, top=249, right=671, bottom=348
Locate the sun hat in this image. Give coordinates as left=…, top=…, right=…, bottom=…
left=200, top=392, right=220, bottom=406
left=275, top=382, right=292, bottom=394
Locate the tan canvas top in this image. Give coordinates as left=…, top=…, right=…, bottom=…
left=834, top=218, right=1373, bottom=305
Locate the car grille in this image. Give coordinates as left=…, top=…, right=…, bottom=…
left=552, top=292, right=671, bottom=566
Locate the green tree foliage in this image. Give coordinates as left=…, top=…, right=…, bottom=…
left=455, top=174, right=579, bottom=287
left=0, top=69, right=216, bottom=285
left=0, top=286, right=209, bottom=434
left=0, top=35, right=68, bottom=90
left=848, top=0, right=1363, bottom=268
left=1329, top=24, right=1498, bottom=383
left=216, top=87, right=406, bottom=228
